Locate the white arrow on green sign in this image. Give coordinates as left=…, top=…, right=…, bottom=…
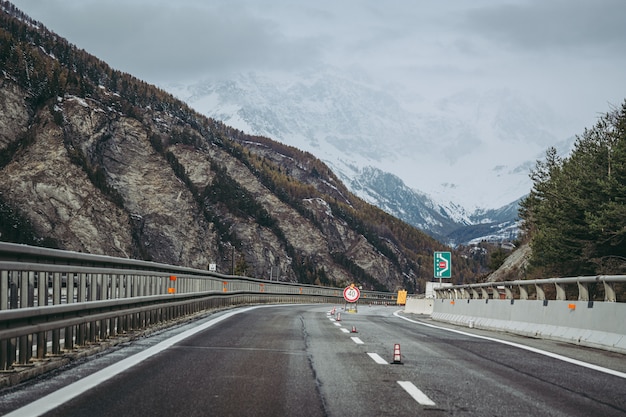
left=434, top=251, right=451, bottom=279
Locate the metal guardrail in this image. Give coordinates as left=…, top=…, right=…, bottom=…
left=434, top=276, right=626, bottom=302
left=0, top=242, right=395, bottom=371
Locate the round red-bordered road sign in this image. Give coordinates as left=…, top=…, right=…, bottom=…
left=343, top=285, right=360, bottom=302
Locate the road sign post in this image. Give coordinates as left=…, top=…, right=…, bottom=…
left=434, top=251, right=451, bottom=285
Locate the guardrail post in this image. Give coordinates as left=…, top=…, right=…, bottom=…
left=139, top=276, right=146, bottom=328
left=490, top=287, right=499, bottom=300
left=130, top=275, right=137, bottom=330
left=0, top=270, right=8, bottom=369
left=36, top=271, right=48, bottom=358
left=8, top=271, right=17, bottom=309
left=17, top=272, right=34, bottom=364
left=18, top=334, right=29, bottom=364
left=52, top=272, right=61, bottom=354
left=0, top=339, right=6, bottom=370
left=86, top=273, right=94, bottom=344
left=64, top=274, right=73, bottom=351
left=1, top=270, right=7, bottom=311
left=603, top=279, right=616, bottom=302
left=127, top=275, right=134, bottom=331
left=37, top=270, right=47, bottom=307
left=151, top=276, right=158, bottom=295
left=162, top=275, right=168, bottom=295
left=20, top=271, right=29, bottom=308
left=518, top=284, right=529, bottom=300
left=577, top=281, right=589, bottom=301
left=109, top=274, right=118, bottom=337
left=129, top=274, right=135, bottom=297
left=504, top=286, right=514, bottom=300
left=37, top=330, right=46, bottom=359
left=535, top=284, right=546, bottom=300
left=99, top=274, right=108, bottom=340
left=118, top=275, right=127, bottom=333
left=480, top=288, right=489, bottom=299
left=148, top=276, right=154, bottom=322
left=554, top=282, right=566, bottom=300
left=77, top=273, right=87, bottom=346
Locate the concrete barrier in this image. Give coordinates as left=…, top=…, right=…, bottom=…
left=429, top=298, right=626, bottom=354
left=404, top=297, right=434, bottom=315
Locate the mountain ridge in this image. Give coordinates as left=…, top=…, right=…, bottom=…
left=167, top=72, right=575, bottom=244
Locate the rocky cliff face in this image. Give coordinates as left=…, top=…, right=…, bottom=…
left=0, top=75, right=419, bottom=289
left=0, top=4, right=478, bottom=291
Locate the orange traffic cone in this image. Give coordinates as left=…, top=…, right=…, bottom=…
left=392, top=343, right=403, bottom=364
left=351, top=325, right=358, bottom=333
left=336, top=312, right=341, bottom=322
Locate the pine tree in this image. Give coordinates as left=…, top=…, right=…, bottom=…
left=583, top=103, right=626, bottom=270
left=520, top=101, right=626, bottom=276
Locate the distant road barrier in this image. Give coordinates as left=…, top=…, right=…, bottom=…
left=0, top=242, right=394, bottom=373
left=433, top=276, right=626, bottom=302
left=414, top=276, right=626, bottom=354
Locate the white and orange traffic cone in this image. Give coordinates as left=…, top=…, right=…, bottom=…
left=351, top=325, right=358, bottom=333
left=336, top=312, right=341, bottom=322
left=392, top=343, right=403, bottom=364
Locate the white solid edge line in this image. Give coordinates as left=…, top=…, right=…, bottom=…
left=397, top=381, right=436, bottom=406
left=393, top=310, right=626, bottom=379
left=5, top=305, right=269, bottom=417
left=367, top=352, right=388, bottom=365
left=351, top=337, right=364, bottom=344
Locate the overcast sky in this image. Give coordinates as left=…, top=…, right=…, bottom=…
left=9, top=0, right=626, bottom=137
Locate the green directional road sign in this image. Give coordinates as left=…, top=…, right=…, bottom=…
left=434, top=251, right=451, bottom=279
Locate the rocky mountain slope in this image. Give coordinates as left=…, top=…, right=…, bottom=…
left=0, top=3, right=487, bottom=292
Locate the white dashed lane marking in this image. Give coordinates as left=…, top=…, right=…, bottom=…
left=397, top=381, right=436, bottom=406
left=326, top=313, right=435, bottom=408
left=367, top=352, right=388, bottom=365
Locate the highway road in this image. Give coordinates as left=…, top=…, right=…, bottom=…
left=1, top=304, right=625, bottom=416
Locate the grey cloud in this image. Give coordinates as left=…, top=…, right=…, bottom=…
left=12, top=0, right=324, bottom=83
left=9, top=0, right=626, bottom=134
left=462, top=0, right=626, bottom=52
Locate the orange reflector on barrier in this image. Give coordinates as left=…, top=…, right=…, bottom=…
left=169, top=275, right=177, bottom=281
left=568, top=303, right=576, bottom=310
left=168, top=287, right=176, bottom=294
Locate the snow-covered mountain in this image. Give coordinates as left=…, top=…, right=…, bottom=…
left=164, top=69, right=575, bottom=244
